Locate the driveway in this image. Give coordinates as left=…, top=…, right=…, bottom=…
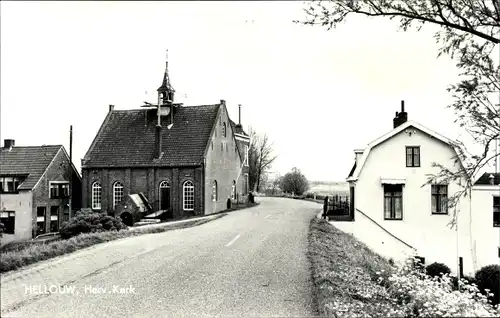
left=1, top=197, right=321, bottom=317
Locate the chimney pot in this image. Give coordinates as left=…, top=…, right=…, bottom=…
left=220, top=100, right=226, bottom=106
left=3, top=139, right=15, bottom=149
left=109, top=105, right=115, bottom=112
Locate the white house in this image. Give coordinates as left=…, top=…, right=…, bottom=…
left=333, top=101, right=500, bottom=276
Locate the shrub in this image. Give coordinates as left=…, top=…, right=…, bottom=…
left=59, top=209, right=127, bottom=239
left=378, top=259, right=500, bottom=317
left=475, top=264, right=500, bottom=305
left=426, top=262, right=452, bottom=278
left=0, top=221, right=4, bottom=238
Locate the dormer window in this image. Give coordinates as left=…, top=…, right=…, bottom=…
left=0, top=177, right=21, bottom=193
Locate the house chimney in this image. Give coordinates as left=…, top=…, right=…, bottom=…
left=238, top=104, right=242, bottom=125
left=109, top=104, right=114, bottom=112
left=155, top=125, right=162, bottom=159
left=354, top=149, right=364, bottom=163
left=3, top=139, right=15, bottom=150
left=393, top=100, right=408, bottom=128
left=489, top=174, right=495, bottom=185
left=69, top=125, right=73, bottom=163
left=220, top=99, right=226, bottom=107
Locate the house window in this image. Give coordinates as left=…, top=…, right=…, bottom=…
left=63, top=206, right=70, bottom=222
left=92, top=182, right=102, bottom=210
left=183, top=180, right=195, bottom=211
left=244, top=145, right=249, bottom=167
left=222, top=122, right=227, bottom=137
left=221, top=142, right=224, bottom=152
left=231, top=180, right=236, bottom=200
left=0, top=211, right=15, bottom=234
left=494, top=196, right=500, bottom=227
left=50, top=206, right=59, bottom=232
left=50, top=182, right=70, bottom=199
left=113, top=181, right=124, bottom=208
left=36, top=207, right=46, bottom=236
left=431, top=185, right=448, bottom=214
left=211, top=141, right=213, bottom=150
left=212, top=180, right=218, bottom=202
left=0, top=177, right=20, bottom=193
left=406, top=146, right=420, bottom=167
left=384, top=184, right=403, bottom=220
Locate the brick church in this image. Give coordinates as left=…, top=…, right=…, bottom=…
left=81, top=57, right=250, bottom=221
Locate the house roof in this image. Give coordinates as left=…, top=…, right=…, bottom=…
left=474, top=172, right=500, bottom=186
left=0, top=145, right=62, bottom=190
left=347, top=162, right=357, bottom=178
left=347, top=120, right=456, bottom=181
left=82, top=104, right=221, bottom=167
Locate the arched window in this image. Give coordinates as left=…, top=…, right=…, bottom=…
left=212, top=180, right=218, bottom=202
left=183, top=180, right=195, bottom=211
left=160, top=180, right=170, bottom=189
left=231, top=180, right=236, bottom=200
left=113, top=181, right=124, bottom=208
left=222, top=122, right=226, bottom=137
left=92, top=182, right=102, bottom=210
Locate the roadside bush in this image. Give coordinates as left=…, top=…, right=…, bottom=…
left=59, top=209, right=127, bottom=239
left=0, top=221, right=4, bottom=238
left=426, top=262, right=452, bottom=278
left=475, top=264, right=500, bottom=305
left=378, top=259, right=500, bottom=317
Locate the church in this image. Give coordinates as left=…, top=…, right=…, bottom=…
left=81, top=57, right=250, bottom=221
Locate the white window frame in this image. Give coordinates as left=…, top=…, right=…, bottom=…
left=183, top=180, right=195, bottom=211
left=92, top=182, right=102, bottom=210
left=231, top=180, right=236, bottom=200
left=113, top=181, right=124, bottom=209
left=212, top=180, right=218, bottom=202
left=49, top=181, right=70, bottom=199
left=244, top=145, right=249, bottom=167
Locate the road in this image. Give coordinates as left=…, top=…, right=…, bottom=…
left=1, top=197, right=321, bottom=317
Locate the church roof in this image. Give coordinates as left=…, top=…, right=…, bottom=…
left=82, top=104, right=221, bottom=168
left=0, top=145, right=63, bottom=190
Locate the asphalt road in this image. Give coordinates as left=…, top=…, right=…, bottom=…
left=2, top=197, right=321, bottom=317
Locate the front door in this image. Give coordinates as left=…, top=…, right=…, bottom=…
left=160, top=187, right=172, bottom=218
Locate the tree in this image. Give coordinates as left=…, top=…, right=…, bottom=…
left=271, top=173, right=282, bottom=195
left=248, top=128, right=278, bottom=193
left=297, top=0, right=500, bottom=228
left=281, top=167, right=310, bottom=196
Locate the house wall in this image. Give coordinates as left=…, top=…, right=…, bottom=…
left=82, top=165, right=203, bottom=218
left=353, top=128, right=475, bottom=275
left=468, top=186, right=500, bottom=272
left=0, top=190, right=33, bottom=245
left=204, top=105, right=246, bottom=215
left=32, top=148, right=82, bottom=237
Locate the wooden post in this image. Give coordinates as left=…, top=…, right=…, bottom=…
left=459, top=257, right=464, bottom=278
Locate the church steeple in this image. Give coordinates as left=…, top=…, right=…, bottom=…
left=157, top=50, right=175, bottom=105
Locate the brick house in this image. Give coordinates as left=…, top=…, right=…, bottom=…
left=0, top=140, right=82, bottom=244
left=81, top=58, right=250, bottom=222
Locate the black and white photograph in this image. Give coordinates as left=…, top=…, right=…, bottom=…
left=1, top=1, right=499, bottom=317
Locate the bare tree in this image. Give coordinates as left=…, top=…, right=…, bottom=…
left=248, top=128, right=278, bottom=193
left=297, top=0, right=500, bottom=228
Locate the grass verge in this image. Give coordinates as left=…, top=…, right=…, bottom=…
left=0, top=213, right=226, bottom=274
left=308, top=217, right=396, bottom=317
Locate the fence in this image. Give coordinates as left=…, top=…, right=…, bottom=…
left=323, top=195, right=352, bottom=220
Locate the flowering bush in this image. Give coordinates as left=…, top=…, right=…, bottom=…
left=475, top=264, right=500, bottom=305
left=377, top=259, right=500, bottom=317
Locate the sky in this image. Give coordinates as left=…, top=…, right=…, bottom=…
left=0, top=1, right=491, bottom=181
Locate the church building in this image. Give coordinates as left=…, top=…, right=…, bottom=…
left=81, top=57, right=250, bottom=220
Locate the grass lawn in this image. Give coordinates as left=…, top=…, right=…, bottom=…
left=308, top=217, right=398, bottom=317
left=0, top=213, right=226, bottom=274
